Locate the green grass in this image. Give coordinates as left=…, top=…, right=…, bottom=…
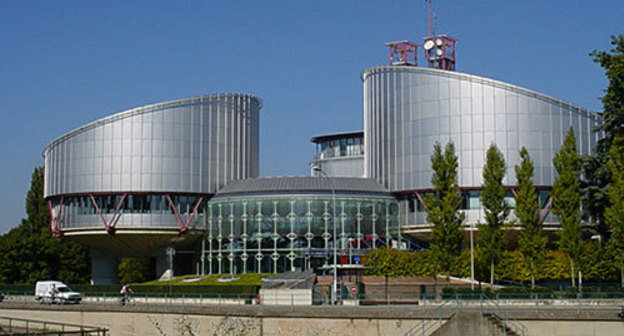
left=140, top=273, right=275, bottom=286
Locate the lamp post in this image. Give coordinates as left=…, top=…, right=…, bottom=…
left=470, top=222, right=475, bottom=290
left=312, top=164, right=338, bottom=305
left=591, top=234, right=602, bottom=245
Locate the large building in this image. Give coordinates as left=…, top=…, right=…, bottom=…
left=44, top=94, right=261, bottom=283
left=362, top=65, right=601, bottom=241
left=44, top=35, right=602, bottom=282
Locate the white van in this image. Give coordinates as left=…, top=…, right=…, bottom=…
left=35, top=281, right=82, bottom=304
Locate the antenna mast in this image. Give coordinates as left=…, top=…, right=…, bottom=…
left=427, top=0, right=433, bottom=37
left=423, top=0, right=458, bottom=71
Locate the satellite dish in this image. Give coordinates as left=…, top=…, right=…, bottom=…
left=435, top=38, right=443, bottom=46
left=424, top=40, right=435, bottom=50
left=435, top=48, right=443, bottom=56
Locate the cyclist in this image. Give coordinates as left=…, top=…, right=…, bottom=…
left=120, top=283, right=134, bottom=306
left=49, top=284, right=59, bottom=304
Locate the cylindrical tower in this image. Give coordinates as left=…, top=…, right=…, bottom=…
left=362, top=66, right=602, bottom=236
left=43, top=94, right=261, bottom=282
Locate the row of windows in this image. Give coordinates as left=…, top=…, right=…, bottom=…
left=405, top=189, right=551, bottom=212
left=317, top=137, right=364, bottom=159
left=59, top=194, right=207, bottom=216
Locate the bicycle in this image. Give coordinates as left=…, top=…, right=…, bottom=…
left=120, top=294, right=136, bottom=306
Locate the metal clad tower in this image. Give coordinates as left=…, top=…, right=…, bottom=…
left=43, top=94, right=261, bottom=283
left=362, top=2, right=602, bottom=239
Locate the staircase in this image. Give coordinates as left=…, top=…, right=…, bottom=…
left=483, top=313, right=523, bottom=336
left=480, top=294, right=527, bottom=336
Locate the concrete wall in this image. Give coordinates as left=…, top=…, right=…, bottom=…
left=0, top=309, right=428, bottom=336
left=2, top=306, right=623, bottom=336
left=260, top=289, right=312, bottom=306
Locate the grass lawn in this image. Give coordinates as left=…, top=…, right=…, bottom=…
left=140, top=273, right=275, bottom=286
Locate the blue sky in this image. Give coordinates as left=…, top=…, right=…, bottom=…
left=0, top=0, right=621, bottom=234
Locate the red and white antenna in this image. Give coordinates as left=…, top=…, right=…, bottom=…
left=385, top=40, right=419, bottom=66
left=423, top=0, right=458, bottom=71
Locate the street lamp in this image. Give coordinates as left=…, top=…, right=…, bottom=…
left=312, top=164, right=338, bottom=305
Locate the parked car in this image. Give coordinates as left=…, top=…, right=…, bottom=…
left=35, top=281, right=82, bottom=304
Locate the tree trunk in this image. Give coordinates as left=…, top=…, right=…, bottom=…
left=490, top=262, right=494, bottom=286
left=530, top=260, right=535, bottom=289
left=621, top=267, right=624, bottom=288
left=570, top=258, right=576, bottom=288
left=385, top=275, right=389, bottom=302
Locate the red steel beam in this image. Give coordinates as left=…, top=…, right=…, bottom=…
left=47, top=198, right=64, bottom=237
left=540, top=197, right=553, bottom=222
left=414, top=192, right=428, bottom=212
left=89, top=193, right=127, bottom=234
left=166, top=195, right=204, bottom=235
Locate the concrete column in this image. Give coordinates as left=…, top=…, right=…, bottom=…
left=90, top=248, right=118, bottom=285
left=155, top=250, right=171, bottom=280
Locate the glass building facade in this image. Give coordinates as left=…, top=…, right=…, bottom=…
left=310, top=132, right=365, bottom=178
left=202, top=177, right=398, bottom=274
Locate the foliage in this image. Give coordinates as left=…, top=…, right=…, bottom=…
left=579, top=240, right=617, bottom=282
left=515, top=147, right=547, bottom=287
left=582, top=35, right=624, bottom=236
left=606, top=135, right=624, bottom=286
left=363, top=248, right=618, bottom=283
left=0, top=167, right=90, bottom=284
left=540, top=250, right=571, bottom=280
left=424, top=141, right=465, bottom=278
left=363, top=248, right=437, bottom=277
left=591, top=35, right=624, bottom=141
left=478, top=144, right=509, bottom=284
left=552, top=128, right=582, bottom=286
left=118, top=258, right=152, bottom=284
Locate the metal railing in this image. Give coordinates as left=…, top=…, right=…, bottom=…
left=403, top=300, right=456, bottom=336
left=0, top=316, right=108, bottom=335
left=3, top=288, right=624, bottom=309
left=479, top=294, right=527, bottom=336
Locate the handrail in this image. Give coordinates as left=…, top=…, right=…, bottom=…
left=480, top=293, right=527, bottom=336
left=0, top=316, right=108, bottom=335
left=402, top=300, right=456, bottom=336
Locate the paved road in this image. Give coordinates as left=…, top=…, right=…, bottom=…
left=1, top=296, right=623, bottom=321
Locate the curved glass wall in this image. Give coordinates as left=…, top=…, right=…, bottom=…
left=398, top=189, right=555, bottom=230
left=51, top=193, right=208, bottom=230
left=203, top=195, right=398, bottom=274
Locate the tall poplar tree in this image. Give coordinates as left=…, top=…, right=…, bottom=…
left=479, top=144, right=509, bottom=285
left=552, top=127, right=582, bottom=287
left=606, top=135, right=624, bottom=287
left=515, top=147, right=546, bottom=288
left=424, top=141, right=465, bottom=278
left=582, top=35, right=624, bottom=235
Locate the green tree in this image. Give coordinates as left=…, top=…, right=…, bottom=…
left=424, top=141, right=465, bottom=278
left=552, top=127, right=582, bottom=287
left=583, top=35, right=624, bottom=236
left=591, top=35, right=624, bottom=141
left=515, top=147, right=547, bottom=288
left=606, top=135, right=624, bottom=287
left=24, top=167, right=49, bottom=233
left=0, top=166, right=90, bottom=284
left=118, top=258, right=151, bottom=284
left=478, top=144, right=510, bottom=285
